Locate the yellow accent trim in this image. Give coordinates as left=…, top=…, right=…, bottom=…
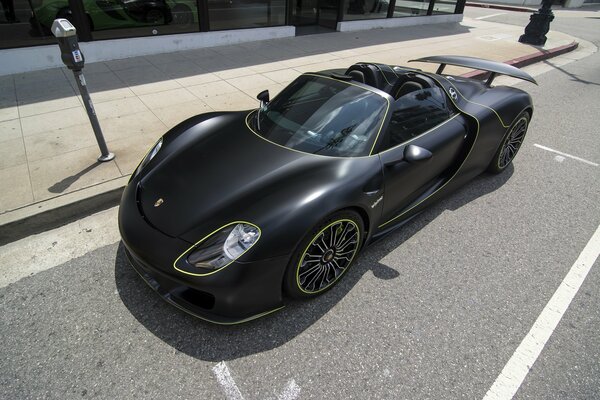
left=371, top=64, right=395, bottom=86
left=436, top=74, right=511, bottom=128
left=173, top=221, right=262, bottom=277
left=169, top=300, right=284, bottom=326
left=128, top=259, right=285, bottom=325
left=127, top=243, right=283, bottom=325
left=378, top=73, right=482, bottom=229
left=296, top=218, right=360, bottom=294
left=129, top=136, right=163, bottom=182
left=496, top=115, right=529, bottom=169
left=244, top=73, right=390, bottom=158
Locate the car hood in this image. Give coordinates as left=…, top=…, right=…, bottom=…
left=137, top=111, right=322, bottom=239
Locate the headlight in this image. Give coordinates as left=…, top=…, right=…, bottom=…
left=186, top=223, right=261, bottom=271
left=134, top=138, right=163, bottom=177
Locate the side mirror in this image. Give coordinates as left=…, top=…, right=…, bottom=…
left=404, top=144, right=432, bottom=163
left=257, top=90, right=270, bottom=108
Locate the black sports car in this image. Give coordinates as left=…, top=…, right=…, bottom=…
left=119, top=55, right=537, bottom=324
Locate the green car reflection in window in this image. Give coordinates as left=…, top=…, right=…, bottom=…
left=32, top=0, right=197, bottom=33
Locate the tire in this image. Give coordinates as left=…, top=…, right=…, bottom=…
left=284, top=210, right=364, bottom=299
left=487, top=111, right=530, bottom=174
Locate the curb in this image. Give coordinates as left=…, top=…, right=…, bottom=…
left=0, top=40, right=582, bottom=245
left=466, top=2, right=537, bottom=12
left=461, top=41, right=579, bottom=80
left=0, top=177, right=128, bottom=246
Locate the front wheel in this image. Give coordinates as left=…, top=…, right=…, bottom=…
left=487, top=111, right=530, bottom=174
left=284, top=210, right=364, bottom=299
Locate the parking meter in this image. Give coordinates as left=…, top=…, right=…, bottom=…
left=51, top=19, right=114, bottom=162
left=51, top=19, right=85, bottom=71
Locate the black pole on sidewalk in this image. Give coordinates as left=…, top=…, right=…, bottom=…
left=51, top=19, right=114, bottom=163
left=73, top=70, right=114, bottom=162
left=519, top=0, right=555, bottom=46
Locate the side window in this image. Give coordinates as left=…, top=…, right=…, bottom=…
left=382, top=87, right=455, bottom=151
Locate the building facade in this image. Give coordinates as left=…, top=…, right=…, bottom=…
left=0, top=0, right=465, bottom=74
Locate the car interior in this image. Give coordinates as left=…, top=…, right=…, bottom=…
left=342, top=63, right=456, bottom=152
left=344, top=62, right=437, bottom=100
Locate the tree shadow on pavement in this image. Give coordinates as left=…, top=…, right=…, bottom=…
left=542, top=59, right=600, bottom=86
left=114, top=166, right=513, bottom=362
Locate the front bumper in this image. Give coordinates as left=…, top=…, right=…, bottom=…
left=118, top=182, right=286, bottom=324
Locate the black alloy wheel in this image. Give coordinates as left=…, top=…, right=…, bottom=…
left=488, top=111, right=530, bottom=174
left=284, top=210, right=363, bottom=298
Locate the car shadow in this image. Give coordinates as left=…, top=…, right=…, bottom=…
left=114, top=166, right=513, bottom=362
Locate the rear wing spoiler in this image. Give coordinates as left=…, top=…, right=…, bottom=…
left=409, top=55, right=537, bottom=86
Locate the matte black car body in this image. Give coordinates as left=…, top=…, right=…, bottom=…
left=119, top=56, right=536, bottom=324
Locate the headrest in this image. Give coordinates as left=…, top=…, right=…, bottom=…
left=348, top=70, right=365, bottom=83
left=345, top=63, right=384, bottom=90
left=395, top=81, right=424, bottom=99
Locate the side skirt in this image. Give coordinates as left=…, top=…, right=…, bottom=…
left=369, top=176, right=447, bottom=243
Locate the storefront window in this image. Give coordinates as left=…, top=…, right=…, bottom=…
left=392, top=0, right=429, bottom=16
left=342, top=0, right=389, bottom=20
left=431, top=0, right=457, bottom=14
left=83, top=0, right=200, bottom=39
left=0, top=0, right=55, bottom=49
left=207, top=0, right=285, bottom=30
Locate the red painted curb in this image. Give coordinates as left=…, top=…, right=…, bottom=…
left=461, top=41, right=579, bottom=80
left=466, top=2, right=536, bottom=12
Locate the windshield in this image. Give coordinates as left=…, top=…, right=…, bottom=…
left=250, top=74, right=388, bottom=157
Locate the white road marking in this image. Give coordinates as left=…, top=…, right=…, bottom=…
left=213, top=362, right=244, bottom=400
left=534, top=143, right=599, bottom=167
left=212, top=361, right=301, bottom=400
left=483, top=224, right=600, bottom=400
left=0, top=207, right=120, bottom=288
left=554, top=155, right=565, bottom=163
left=277, top=379, right=301, bottom=400
left=475, top=12, right=506, bottom=20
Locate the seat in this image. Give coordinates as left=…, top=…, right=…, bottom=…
left=395, top=81, right=423, bottom=98
left=390, top=73, right=436, bottom=99
left=348, top=70, right=365, bottom=83
left=345, top=63, right=385, bottom=90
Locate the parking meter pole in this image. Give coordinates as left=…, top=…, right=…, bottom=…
left=51, top=18, right=114, bottom=163
left=73, top=70, right=114, bottom=162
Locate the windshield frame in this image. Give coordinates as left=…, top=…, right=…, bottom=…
left=245, top=73, right=391, bottom=158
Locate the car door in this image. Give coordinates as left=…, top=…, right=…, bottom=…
left=377, top=86, right=467, bottom=226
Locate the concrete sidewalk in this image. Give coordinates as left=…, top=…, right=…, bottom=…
left=0, top=17, right=592, bottom=241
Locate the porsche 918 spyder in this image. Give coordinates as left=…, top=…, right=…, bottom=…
left=119, top=55, right=537, bottom=324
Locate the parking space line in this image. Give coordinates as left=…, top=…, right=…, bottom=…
left=213, top=362, right=244, bottom=400
left=534, top=143, right=599, bottom=167
left=278, top=380, right=301, bottom=400
left=483, top=224, right=600, bottom=400
left=475, top=13, right=507, bottom=20
left=212, top=361, right=301, bottom=400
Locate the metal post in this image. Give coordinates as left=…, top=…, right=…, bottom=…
left=519, top=0, right=555, bottom=46
left=73, top=69, right=115, bottom=162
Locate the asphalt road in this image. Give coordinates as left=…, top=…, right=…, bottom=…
left=1, top=10, right=599, bottom=400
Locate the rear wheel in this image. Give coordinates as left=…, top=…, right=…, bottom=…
left=487, top=111, right=530, bottom=174
left=284, top=210, right=364, bottom=299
